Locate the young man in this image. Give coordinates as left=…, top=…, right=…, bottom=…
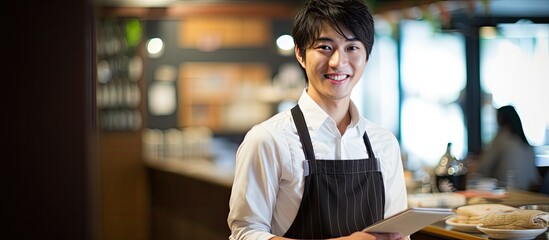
left=228, top=0, right=408, bottom=239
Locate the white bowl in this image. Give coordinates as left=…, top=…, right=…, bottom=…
left=476, top=226, right=548, bottom=240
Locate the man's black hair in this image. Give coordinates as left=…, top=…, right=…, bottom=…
left=291, top=0, right=375, bottom=63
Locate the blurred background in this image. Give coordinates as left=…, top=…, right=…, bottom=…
left=4, top=0, right=549, bottom=239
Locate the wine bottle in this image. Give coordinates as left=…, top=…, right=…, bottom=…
left=434, top=142, right=467, bottom=192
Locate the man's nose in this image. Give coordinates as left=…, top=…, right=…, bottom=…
left=329, top=49, right=348, bottom=68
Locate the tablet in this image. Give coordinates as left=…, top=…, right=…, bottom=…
left=362, top=207, right=455, bottom=236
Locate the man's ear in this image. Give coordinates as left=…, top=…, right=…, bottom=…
left=295, top=45, right=305, bottom=68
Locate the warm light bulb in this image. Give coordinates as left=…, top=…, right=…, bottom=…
left=147, top=38, right=164, bottom=58
left=276, top=34, right=294, bottom=51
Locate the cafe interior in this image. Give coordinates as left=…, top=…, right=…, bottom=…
left=6, top=0, right=549, bottom=239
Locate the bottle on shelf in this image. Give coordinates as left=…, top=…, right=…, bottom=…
left=434, top=142, right=467, bottom=192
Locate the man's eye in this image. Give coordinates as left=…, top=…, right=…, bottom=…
left=317, top=45, right=332, bottom=50
left=348, top=46, right=360, bottom=51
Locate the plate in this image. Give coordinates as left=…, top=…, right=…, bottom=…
left=445, top=216, right=481, bottom=233
left=476, top=226, right=548, bottom=239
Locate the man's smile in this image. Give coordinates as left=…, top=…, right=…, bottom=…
left=324, top=74, right=350, bottom=81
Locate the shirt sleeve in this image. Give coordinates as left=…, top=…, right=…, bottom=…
left=227, top=125, right=281, bottom=240
left=380, top=132, right=409, bottom=219
left=377, top=131, right=409, bottom=238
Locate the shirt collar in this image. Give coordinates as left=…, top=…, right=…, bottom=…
left=297, top=88, right=363, bottom=133
left=348, top=100, right=361, bottom=128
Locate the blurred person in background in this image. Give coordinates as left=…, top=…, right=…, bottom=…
left=227, top=0, right=408, bottom=239
left=475, top=105, right=541, bottom=192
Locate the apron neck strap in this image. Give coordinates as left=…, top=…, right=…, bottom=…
left=291, top=105, right=316, bottom=160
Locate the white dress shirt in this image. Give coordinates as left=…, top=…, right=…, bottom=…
left=228, top=90, right=408, bottom=240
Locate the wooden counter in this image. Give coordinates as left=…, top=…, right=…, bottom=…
left=144, top=157, right=234, bottom=187
left=145, top=158, right=549, bottom=240
left=487, top=189, right=549, bottom=207
left=413, top=189, right=549, bottom=240
left=145, top=158, right=234, bottom=240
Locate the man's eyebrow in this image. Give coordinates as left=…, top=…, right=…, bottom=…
left=316, top=37, right=333, bottom=42
left=315, top=36, right=359, bottom=42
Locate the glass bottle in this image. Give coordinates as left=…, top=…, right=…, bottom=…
left=434, top=142, right=467, bottom=192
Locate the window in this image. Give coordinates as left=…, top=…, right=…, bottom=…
left=355, top=18, right=399, bottom=135
left=399, top=19, right=467, bottom=169
left=480, top=21, right=549, bottom=166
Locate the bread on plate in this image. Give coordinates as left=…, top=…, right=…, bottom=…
left=453, top=204, right=517, bottom=224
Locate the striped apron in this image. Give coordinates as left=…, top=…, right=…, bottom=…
left=283, top=105, right=385, bottom=239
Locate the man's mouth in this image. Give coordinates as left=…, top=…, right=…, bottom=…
left=325, top=74, right=349, bottom=81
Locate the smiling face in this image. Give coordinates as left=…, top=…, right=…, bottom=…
left=296, top=21, right=368, bottom=106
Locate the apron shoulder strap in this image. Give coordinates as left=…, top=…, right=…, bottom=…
left=291, top=105, right=316, bottom=160
left=362, top=131, right=376, bottom=159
